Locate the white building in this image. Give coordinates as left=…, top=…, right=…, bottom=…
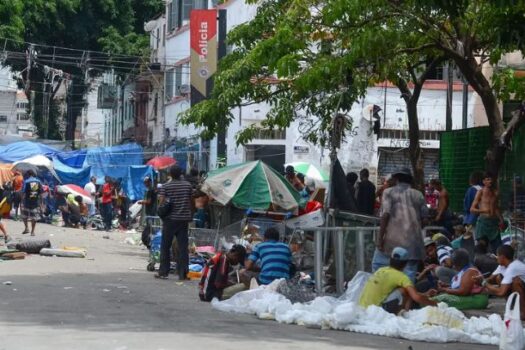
left=158, top=0, right=481, bottom=179
left=0, top=67, right=36, bottom=138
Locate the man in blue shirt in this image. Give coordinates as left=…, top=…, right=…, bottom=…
left=463, top=171, right=483, bottom=226
left=245, top=227, right=292, bottom=285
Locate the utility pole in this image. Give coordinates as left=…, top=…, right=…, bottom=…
left=462, top=75, right=469, bottom=129
left=445, top=61, right=454, bottom=131
left=80, top=51, right=90, bottom=148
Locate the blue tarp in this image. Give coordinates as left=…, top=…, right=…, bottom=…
left=54, top=149, right=87, bottom=169
left=0, top=141, right=59, bottom=163
left=53, top=157, right=92, bottom=187
left=125, top=166, right=155, bottom=201
left=85, top=143, right=144, bottom=182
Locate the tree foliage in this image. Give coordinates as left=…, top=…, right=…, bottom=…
left=182, top=0, right=525, bottom=176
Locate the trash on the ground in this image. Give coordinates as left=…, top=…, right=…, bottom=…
left=102, top=289, right=111, bottom=292
left=64, top=287, right=73, bottom=290
left=124, top=234, right=141, bottom=246
left=3, top=281, right=12, bottom=285
left=0, top=252, right=27, bottom=260
left=16, top=240, right=51, bottom=254
left=102, top=235, right=110, bottom=239
left=116, top=285, right=128, bottom=289
left=189, top=264, right=203, bottom=272
left=39, top=248, right=87, bottom=258
left=175, top=282, right=184, bottom=286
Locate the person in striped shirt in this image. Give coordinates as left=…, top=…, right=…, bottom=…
left=244, top=227, right=292, bottom=285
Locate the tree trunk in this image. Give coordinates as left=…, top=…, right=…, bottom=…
left=406, top=99, right=425, bottom=191
left=453, top=55, right=508, bottom=178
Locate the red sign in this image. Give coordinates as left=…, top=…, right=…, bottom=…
left=190, top=10, right=217, bottom=98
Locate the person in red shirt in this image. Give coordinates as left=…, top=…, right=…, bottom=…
left=100, top=176, right=114, bottom=231
left=12, top=171, right=24, bottom=220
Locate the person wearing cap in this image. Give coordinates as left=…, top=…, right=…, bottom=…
left=373, top=167, right=428, bottom=282
left=242, top=227, right=292, bottom=286
left=416, top=238, right=456, bottom=291
left=360, top=247, right=437, bottom=314
left=285, top=165, right=305, bottom=192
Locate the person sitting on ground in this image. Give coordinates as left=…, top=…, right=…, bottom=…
left=473, top=237, right=499, bottom=276
left=416, top=237, right=456, bottom=292
left=433, top=248, right=488, bottom=310
left=482, top=245, right=525, bottom=320
left=76, top=196, right=88, bottom=229
left=67, top=194, right=81, bottom=228
left=360, top=246, right=437, bottom=314
left=199, top=244, right=247, bottom=302
left=242, top=227, right=293, bottom=286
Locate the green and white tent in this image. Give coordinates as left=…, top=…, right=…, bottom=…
left=286, top=162, right=329, bottom=185
left=202, top=161, right=301, bottom=211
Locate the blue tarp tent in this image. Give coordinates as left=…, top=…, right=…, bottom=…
left=125, top=166, right=155, bottom=201
left=54, top=149, right=87, bottom=169
left=53, top=157, right=92, bottom=187
left=85, top=143, right=144, bottom=182
left=0, top=141, right=59, bottom=163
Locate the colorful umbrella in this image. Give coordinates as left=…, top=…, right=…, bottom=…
left=286, top=162, right=329, bottom=182
left=57, top=184, right=93, bottom=205
left=201, top=161, right=301, bottom=211
left=146, top=156, right=176, bottom=170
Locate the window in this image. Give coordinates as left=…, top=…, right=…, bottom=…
left=0, top=115, right=7, bottom=123
left=163, top=24, right=166, bottom=46
left=168, top=0, right=205, bottom=33
left=193, top=0, right=208, bottom=9
left=97, top=84, right=116, bottom=109
left=154, top=93, right=158, bottom=118
left=16, top=102, right=28, bottom=109
left=174, top=65, right=183, bottom=97
left=166, top=70, right=175, bottom=101
left=156, top=28, right=160, bottom=49
left=17, top=113, right=29, bottom=121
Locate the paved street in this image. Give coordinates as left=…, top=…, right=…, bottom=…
left=0, top=220, right=494, bottom=350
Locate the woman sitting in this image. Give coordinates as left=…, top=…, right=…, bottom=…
left=433, top=248, right=488, bottom=310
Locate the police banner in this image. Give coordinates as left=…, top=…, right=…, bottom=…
left=190, top=9, right=217, bottom=106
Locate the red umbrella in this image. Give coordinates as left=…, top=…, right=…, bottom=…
left=146, top=156, right=176, bottom=170
left=57, top=184, right=93, bottom=205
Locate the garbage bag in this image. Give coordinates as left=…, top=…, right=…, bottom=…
left=340, top=271, right=371, bottom=302
left=500, top=292, right=525, bottom=350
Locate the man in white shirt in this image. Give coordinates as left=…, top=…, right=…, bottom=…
left=483, top=245, right=525, bottom=319
left=84, top=176, right=97, bottom=217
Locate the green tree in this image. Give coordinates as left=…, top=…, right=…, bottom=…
left=0, top=0, right=164, bottom=142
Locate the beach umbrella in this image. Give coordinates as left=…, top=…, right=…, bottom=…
left=146, top=156, right=176, bottom=170
left=201, top=160, right=301, bottom=211
left=57, top=184, right=93, bottom=205
left=285, top=162, right=329, bottom=182
left=12, top=162, right=39, bottom=175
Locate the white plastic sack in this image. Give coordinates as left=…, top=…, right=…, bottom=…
left=500, top=292, right=525, bottom=350
left=340, top=271, right=371, bottom=302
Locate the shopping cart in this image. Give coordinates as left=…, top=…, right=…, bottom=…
left=145, top=216, right=163, bottom=271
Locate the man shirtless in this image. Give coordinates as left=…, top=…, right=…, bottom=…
left=470, top=172, right=504, bottom=253
left=430, top=179, right=453, bottom=237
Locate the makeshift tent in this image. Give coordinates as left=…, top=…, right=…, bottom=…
left=0, top=164, right=14, bottom=186
left=146, top=156, right=176, bottom=170
left=57, top=184, right=93, bottom=205
left=0, top=141, right=58, bottom=163
left=14, top=155, right=59, bottom=180
left=54, top=149, right=87, bottom=169
left=53, top=157, right=91, bottom=187
left=202, top=160, right=301, bottom=211
left=124, top=166, right=155, bottom=201
left=85, top=143, right=144, bottom=182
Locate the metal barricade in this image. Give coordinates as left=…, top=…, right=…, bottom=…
left=294, top=225, right=379, bottom=296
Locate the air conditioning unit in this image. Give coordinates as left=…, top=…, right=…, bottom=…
left=179, top=84, right=190, bottom=95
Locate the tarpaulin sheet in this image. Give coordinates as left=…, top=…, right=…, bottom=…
left=0, top=141, right=59, bottom=163
left=53, top=157, right=91, bottom=187
left=125, top=166, right=154, bottom=201
left=54, top=149, right=87, bottom=169
left=85, top=143, right=144, bottom=182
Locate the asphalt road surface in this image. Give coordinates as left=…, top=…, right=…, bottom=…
left=0, top=221, right=495, bottom=350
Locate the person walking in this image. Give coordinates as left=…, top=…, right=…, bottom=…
left=373, top=167, right=428, bottom=282
left=84, top=176, right=97, bottom=217
left=356, top=168, right=376, bottom=215
left=156, top=166, right=193, bottom=280
left=21, top=170, right=43, bottom=236
left=100, top=176, right=114, bottom=231
left=12, top=170, right=24, bottom=220
left=470, top=172, right=504, bottom=253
